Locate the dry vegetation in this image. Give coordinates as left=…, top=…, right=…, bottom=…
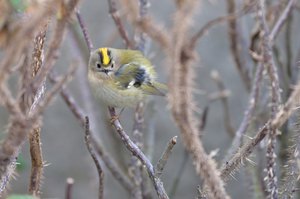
left=0, top=0, right=300, bottom=199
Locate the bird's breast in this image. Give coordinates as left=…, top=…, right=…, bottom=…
left=88, top=71, right=145, bottom=107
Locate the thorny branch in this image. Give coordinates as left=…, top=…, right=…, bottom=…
left=221, top=81, right=300, bottom=181
left=27, top=23, right=48, bottom=197
left=168, top=1, right=229, bottom=198
left=0, top=0, right=299, bottom=198
left=0, top=0, right=80, bottom=194
left=257, top=0, right=282, bottom=197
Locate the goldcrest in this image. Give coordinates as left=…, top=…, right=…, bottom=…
left=88, top=47, right=167, bottom=107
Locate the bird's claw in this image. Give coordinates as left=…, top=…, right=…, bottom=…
left=110, top=115, right=119, bottom=124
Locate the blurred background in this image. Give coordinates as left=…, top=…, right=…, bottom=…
left=2, top=0, right=300, bottom=198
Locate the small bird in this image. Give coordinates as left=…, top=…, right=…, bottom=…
left=88, top=47, right=167, bottom=108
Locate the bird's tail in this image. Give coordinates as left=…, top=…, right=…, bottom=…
left=140, top=82, right=168, bottom=96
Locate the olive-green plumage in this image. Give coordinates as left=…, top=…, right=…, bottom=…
left=88, top=47, right=167, bottom=107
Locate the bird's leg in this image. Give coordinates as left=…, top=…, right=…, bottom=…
left=110, top=107, right=125, bottom=124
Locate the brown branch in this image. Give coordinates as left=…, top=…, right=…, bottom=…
left=155, top=136, right=177, bottom=178
left=0, top=1, right=64, bottom=193
left=0, top=0, right=59, bottom=86
left=210, top=70, right=235, bottom=137
left=0, top=116, right=27, bottom=194
left=132, top=0, right=151, bottom=196
left=75, top=10, right=94, bottom=52
left=189, top=7, right=250, bottom=50
left=32, top=0, right=80, bottom=93
left=70, top=10, right=139, bottom=194
left=0, top=85, right=23, bottom=117
left=120, top=0, right=170, bottom=51
left=129, top=102, right=144, bottom=199
left=65, top=177, right=74, bottom=199
left=29, top=65, right=77, bottom=120
left=84, top=117, right=104, bottom=199
left=257, top=1, right=282, bottom=197
left=168, top=150, right=189, bottom=198
left=136, top=0, right=150, bottom=53
left=280, top=111, right=300, bottom=198
left=107, top=0, right=134, bottom=49
left=168, top=1, right=229, bottom=198
left=269, top=0, right=295, bottom=42
left=27, top=23, right=48, bottom=197
left=136, top=17, right=170, bottom=51
left=221, top=81, right=300, bottom=181
left=223, top=63, right=264, bottom=162
left=109, top=107, right=169, bottom=199
left=226, top=0, right=251, bottom=91
left=91, top=137, right=134, bottom=192
left=28, top=127, right=43, bottom=196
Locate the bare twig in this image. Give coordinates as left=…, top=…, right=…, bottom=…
left=49, top=72, right=85, bottom=126
left=130, top=1, right=150, bottom=197
left=0, top=0, right=59, bottom=86
left=223, top=63, right=264, bottom=162
left=189, top=6, right=251, bottom=50
left=120, top=0, right=170, bottom=51
left=221, top=81, right=300, bottom=181
left=136, top=0, right=150, bottom=53
left=169, top=150, right=189, bottom=198
left=0, top=117, right=26, bottom=194
left=226, top=0, right=251, bottom=91
left=136, top=17, right=170, bottom=51
left=0, top=2, right=74, bottom=193
left=48, top=73, right=134, bottom=192
left=28, top=23, right=48, bottom=197
left=269, top=0, right=295, bottom=42
left=75, top=10, right=94, bottom=52
left=32, top=0, right=80, bottom=93
left=130, top=102, right=144, bottom=199
left=107, top=0, right=134, bottom=49
left=109, top=107, right=169, bottom=199
left=285, top=11, right=293, bottom=84
left=28, top=127, right=44, bottom=196
left=65, top=177, right=74, bottom=199
left=84, top=117, right=104, bottom=199
left=210, top=70, right=235, bottom=136
left=29, top=65, right=77, bottom=120
left=0, top=85, right=22, bottom=116
left=257, top=1, right=282, bottom=197
left=155, top=136, right=177, bottom=178
left=92, top=137, right=134, bottom=192
left=169, top=1, right=229, bottom=198
left=280, top=111, right=300, bottom=199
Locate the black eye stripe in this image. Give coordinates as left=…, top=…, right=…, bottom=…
left=107, top=49, right=111, bottom=58
left=97, top=49, right=112, bottom=66
left=107, top=50, right=112, bottom=65
left=98, top=51, right=103, bottom=64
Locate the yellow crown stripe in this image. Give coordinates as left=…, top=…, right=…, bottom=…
left=99, top=48, right=110, bottom=65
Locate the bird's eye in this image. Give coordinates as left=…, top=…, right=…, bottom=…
left=111, top=63, right=114, bottom=68
left=96, top=63, right=101, bottom=68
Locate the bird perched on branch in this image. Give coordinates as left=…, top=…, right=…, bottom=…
left=88, top=47, right=167, bottom=108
